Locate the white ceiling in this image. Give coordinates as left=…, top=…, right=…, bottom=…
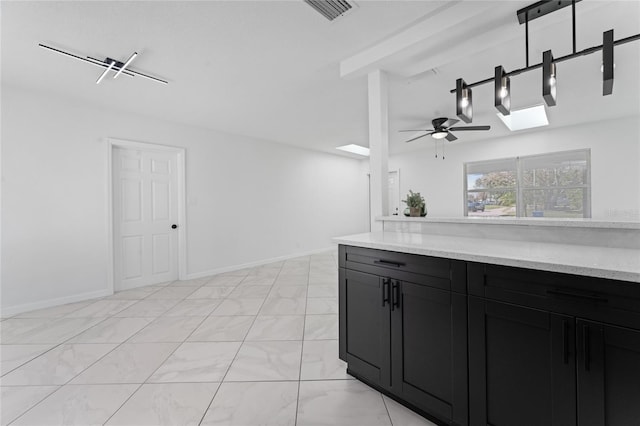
left=2, top=1, right=639, bottom=156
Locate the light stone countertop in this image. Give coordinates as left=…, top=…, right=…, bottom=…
left=334, top=232, right=640, bottom=283
left=378, top=216, right=640, bottom=229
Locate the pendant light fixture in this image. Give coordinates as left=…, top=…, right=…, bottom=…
left=542, top=50, right=557, bottom=107
left=449, top=1, right=639, bottom=116
left=494, top=65, right=511, bottom=115
left=456, top=78, right=473, bottom=123
left=602, top=29, right=614, bottom=95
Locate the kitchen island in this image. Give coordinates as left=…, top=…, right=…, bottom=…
left=334, top=218, right=640, bottom=426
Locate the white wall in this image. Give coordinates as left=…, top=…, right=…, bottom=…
left=389, top=116, right=640, bottom=220
left=1, top=85, right=369, bottom=315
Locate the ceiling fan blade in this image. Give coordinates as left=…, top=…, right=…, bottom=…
left=399, top=129, right=434, bottom=132
left=431, top=117, right=448, bottom=128
left=445, top=132, right=458, bottom=142
left=441, top=118, right=460, bottom=128
left=405, top=132, right=433, bottom=143
left=449, top=125, right=491, bottom=131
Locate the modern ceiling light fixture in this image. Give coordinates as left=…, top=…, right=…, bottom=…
left=449, top=1, right=639, bottom=112
left=95, top=59, right=117, bottom=85
left=113, top=52, right=138, bottom=79
left=542, top=50, right=557, bottom=106
left=38, top=43, right=168, bottom=85
left=494, top=65, right=511, bottom=115
left=456, top=78, right=473, bottom=123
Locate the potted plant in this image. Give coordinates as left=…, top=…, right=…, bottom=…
left=402, top=190, right=426, bottom=217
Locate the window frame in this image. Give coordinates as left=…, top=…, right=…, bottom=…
left=463, top=149, right=591, bottom=218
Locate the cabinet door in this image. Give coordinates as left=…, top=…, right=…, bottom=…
left=577, top=320, right=640, bottom=426
left=468, top=297, right=576, bottom=426
left=391, top=281, right=468, bottom=425
left=339, top=268, right=391, bottom=389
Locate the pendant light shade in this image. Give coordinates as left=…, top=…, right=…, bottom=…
left=494, top=65, right=511, bottom=115
left=456, top=78, right=473, bottom=123
left=543, top=50, right=557, bottom=106
left=603, top=29, right=614, bottom=95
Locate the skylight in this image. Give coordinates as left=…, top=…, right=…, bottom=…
left=497, top=104, right=549, bottom=131
left=336, top=144, right=370, bottom=157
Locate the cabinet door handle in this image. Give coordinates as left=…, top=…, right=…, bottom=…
left=374, top=259, right=405, bottom=268
left=547, top=289, right=608, bottom=303
left=562, top=320, right=569, bottom=364
left=583, top=324, right=591, bottom=372
left=382, top=279, right=390, bottom=307
left=391, top=281, right=400, bottom=311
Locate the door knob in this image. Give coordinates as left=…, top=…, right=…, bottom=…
left=171, top=224, right=178, bottom=229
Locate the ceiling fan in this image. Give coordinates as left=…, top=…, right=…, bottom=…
left=400, top=117, right=490, bottom=142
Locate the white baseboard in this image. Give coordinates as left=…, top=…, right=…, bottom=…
left=1, top=288, right=113, bottom=318
left=1, top=247, right=338, bottom=316
left=186, top=246, right=336, bottom=280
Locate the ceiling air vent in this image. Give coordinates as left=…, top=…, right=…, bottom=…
left=304, top=0, right=353, bottom=21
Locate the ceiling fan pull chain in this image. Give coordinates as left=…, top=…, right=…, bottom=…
left=434, top=140, right=438, bottom=158
left=442, top=141, right=445, bottom=160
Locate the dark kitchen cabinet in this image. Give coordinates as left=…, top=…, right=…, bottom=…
left=339, top=245, right=468, bottom=426
left=467, top=262, right=640, bottom=426
left=339, top=245, right=640, bottom=426
left=576, top=320, right=640, bottom=426
left=392, top=281, right=468, bottom=424
left=339, top=268, right=391, bottom=389
left=468, top=297, right=576, bottom=426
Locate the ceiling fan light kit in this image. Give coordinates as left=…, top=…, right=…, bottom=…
left=431, top=131, right=449, bottom=140
left=449, top=0, right=639, bottom=121
left=400, top=117, right=490, bottom=146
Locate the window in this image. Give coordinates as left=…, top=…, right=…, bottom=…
left=464, top=149, right=590, bottom=218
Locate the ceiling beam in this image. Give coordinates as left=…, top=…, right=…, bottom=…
left=397, top=21, right=516, bottom=79
left=340, top=0, right=497, bottom=79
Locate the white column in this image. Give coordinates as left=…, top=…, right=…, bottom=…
left=368, top=69, right=389, bottom=232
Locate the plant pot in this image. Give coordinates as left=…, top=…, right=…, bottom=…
left=409, top=207, right=421, bottom=217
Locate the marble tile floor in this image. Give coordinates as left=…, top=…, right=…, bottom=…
left=0, top=251, right=436, bottom=426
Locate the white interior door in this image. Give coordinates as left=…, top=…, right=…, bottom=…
left=388, top=170, right=400, bottom=216
left=367, top=170, right=401, bottom=227
left=113, top=147, right=179, bottom=290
